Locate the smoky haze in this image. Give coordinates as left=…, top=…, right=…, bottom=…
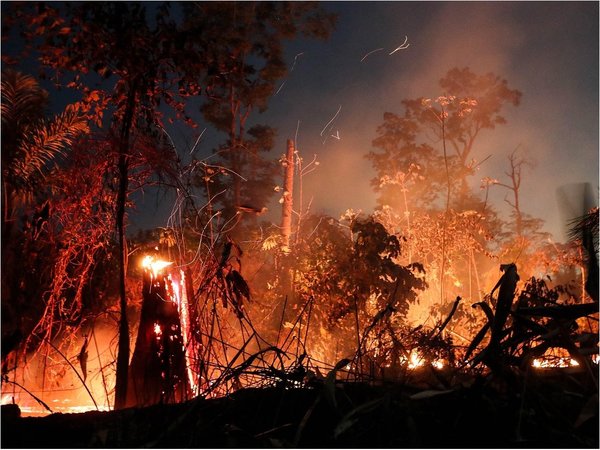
left=254, top=1, right=598, bottom=242
left=131, top=2, right=598, bottom=243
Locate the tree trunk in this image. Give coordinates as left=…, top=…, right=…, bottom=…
left=127, top=267, right=189, bottom=407
left=113, top=83, right=138, bottom=410
left=280, top=139, right=295, bottom=255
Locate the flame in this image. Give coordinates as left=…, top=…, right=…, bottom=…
left=141, top=255, right=173, bottom=278
left=431, top=359, right=445, bottom=369
left=398, top=350, right=445, bottom=369
left=531, top=347, right=582, bottom=368
left=154, top=323, right=162, bottom=336
left=532, top=357, right=579, bottom=369
left=172, top=271, right=198, bottom=396
left=407, top=350, right=425, bottom=369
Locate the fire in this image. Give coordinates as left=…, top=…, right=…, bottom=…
left=532, top=357, right=579, bottom=369
left=431, top=359, right=445, bottom=370
left=141, top=255, right=173, bottom=278
left=531, top=348, right=582, bottom=369
left=400, top=350, right=445, bottom=369
left=407, top=350, right=425, bottom=369
left=174, top=272, right=199, bottom=397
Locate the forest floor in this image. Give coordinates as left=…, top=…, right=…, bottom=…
left=1, top=368, right=598, bottom=448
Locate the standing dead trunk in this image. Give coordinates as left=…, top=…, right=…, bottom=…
left=127, top=265, right=189, bottom=407
left=281, top=139, right=295, bottom=255
left=114, top=82, right=138, bottom=410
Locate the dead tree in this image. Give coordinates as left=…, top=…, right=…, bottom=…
left=127, top=263, right=189, bottom=407
left=280, top=139, right=295, bottom=255
left=467, top=263, right=520, bottom=372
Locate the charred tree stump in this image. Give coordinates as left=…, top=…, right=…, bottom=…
left=126, top=265, right=189, bottom=407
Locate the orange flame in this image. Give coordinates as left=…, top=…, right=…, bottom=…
left=141, top=255, right=173, bottom=278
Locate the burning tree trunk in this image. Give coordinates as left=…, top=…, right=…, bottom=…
left=126, top=257, right=190, bottom=407
left=280, top=139, right=295, bottom=255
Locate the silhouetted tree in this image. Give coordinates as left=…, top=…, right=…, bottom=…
left=1, top=69, right=88, bottom=363
left=368, top=67, right=521, bottom=212
left=185, top=2, right=336, bottom=230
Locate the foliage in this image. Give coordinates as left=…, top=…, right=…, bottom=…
left=184, top=1, right=336, bottom=226
left=368, top=67, right=521, bottom=211
left=1, top=69, right=88, bottom=224
left=1, top=69, right=90, bottom=367
left=289, top=214, right=426, bottom=326
left=364, top=68, right=571, bottom=340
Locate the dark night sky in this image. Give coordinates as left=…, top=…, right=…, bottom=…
left=136, top=1, right=599, bottom=242
left=5, top=1, right=598, bottom=241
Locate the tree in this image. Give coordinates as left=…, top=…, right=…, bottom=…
left=1, top=69, right=88, bottom=362
left=368, top=67, right=522, bottom=212
left=292, top=214, right=426, bottom=324
left=185, top=1, right=336, bottom=228
left=368, top=113, right=440, bottom=214
left=366, top=68, right=522, bottom=310
left=494, top=150, right=550, bottom=247
left=1, top=69, right=88, bottom=243
left=14, top=1, right=200, bottom=408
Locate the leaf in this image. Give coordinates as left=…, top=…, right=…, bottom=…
left=323, top=358, right=351, bottom=412
left=333, top=396, right=387, bottom=438
left=77, top=335, right=89, bottom=382
left=88, top=90, right=100, bottom=102
left=574, top=393, right=599, bottom=428
left=410, top=389, right=454, bottom=400
left=261, top=235, right=279, bottom=251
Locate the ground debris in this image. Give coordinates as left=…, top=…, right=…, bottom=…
left=2, top=372, right=597, bottom=448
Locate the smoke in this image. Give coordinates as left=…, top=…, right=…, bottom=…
left=127, top=3, right=597, bottom=243
left=265, top=2, right=598, bottom=241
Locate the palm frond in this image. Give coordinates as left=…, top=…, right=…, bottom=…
left=2, top=70, right=89, bottom=210
left=1, top=70, right=48, bottom=128
left=13, top=108, right=89, bottom=185
left=568, top=207, right=599, bottom=250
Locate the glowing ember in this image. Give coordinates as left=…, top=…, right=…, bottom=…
left=154, top=323, right=162, bottom=336
left=431, top=359, right=445, bottom=370
left=532, top=357, right=579, bottom=369
left=141, top=255, right=173, bottom=278
left=399, top=350, right=445, bottom=369
left=407, top=351, right=424, bottom=369
left=170, top=271, right=198, bottom=396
